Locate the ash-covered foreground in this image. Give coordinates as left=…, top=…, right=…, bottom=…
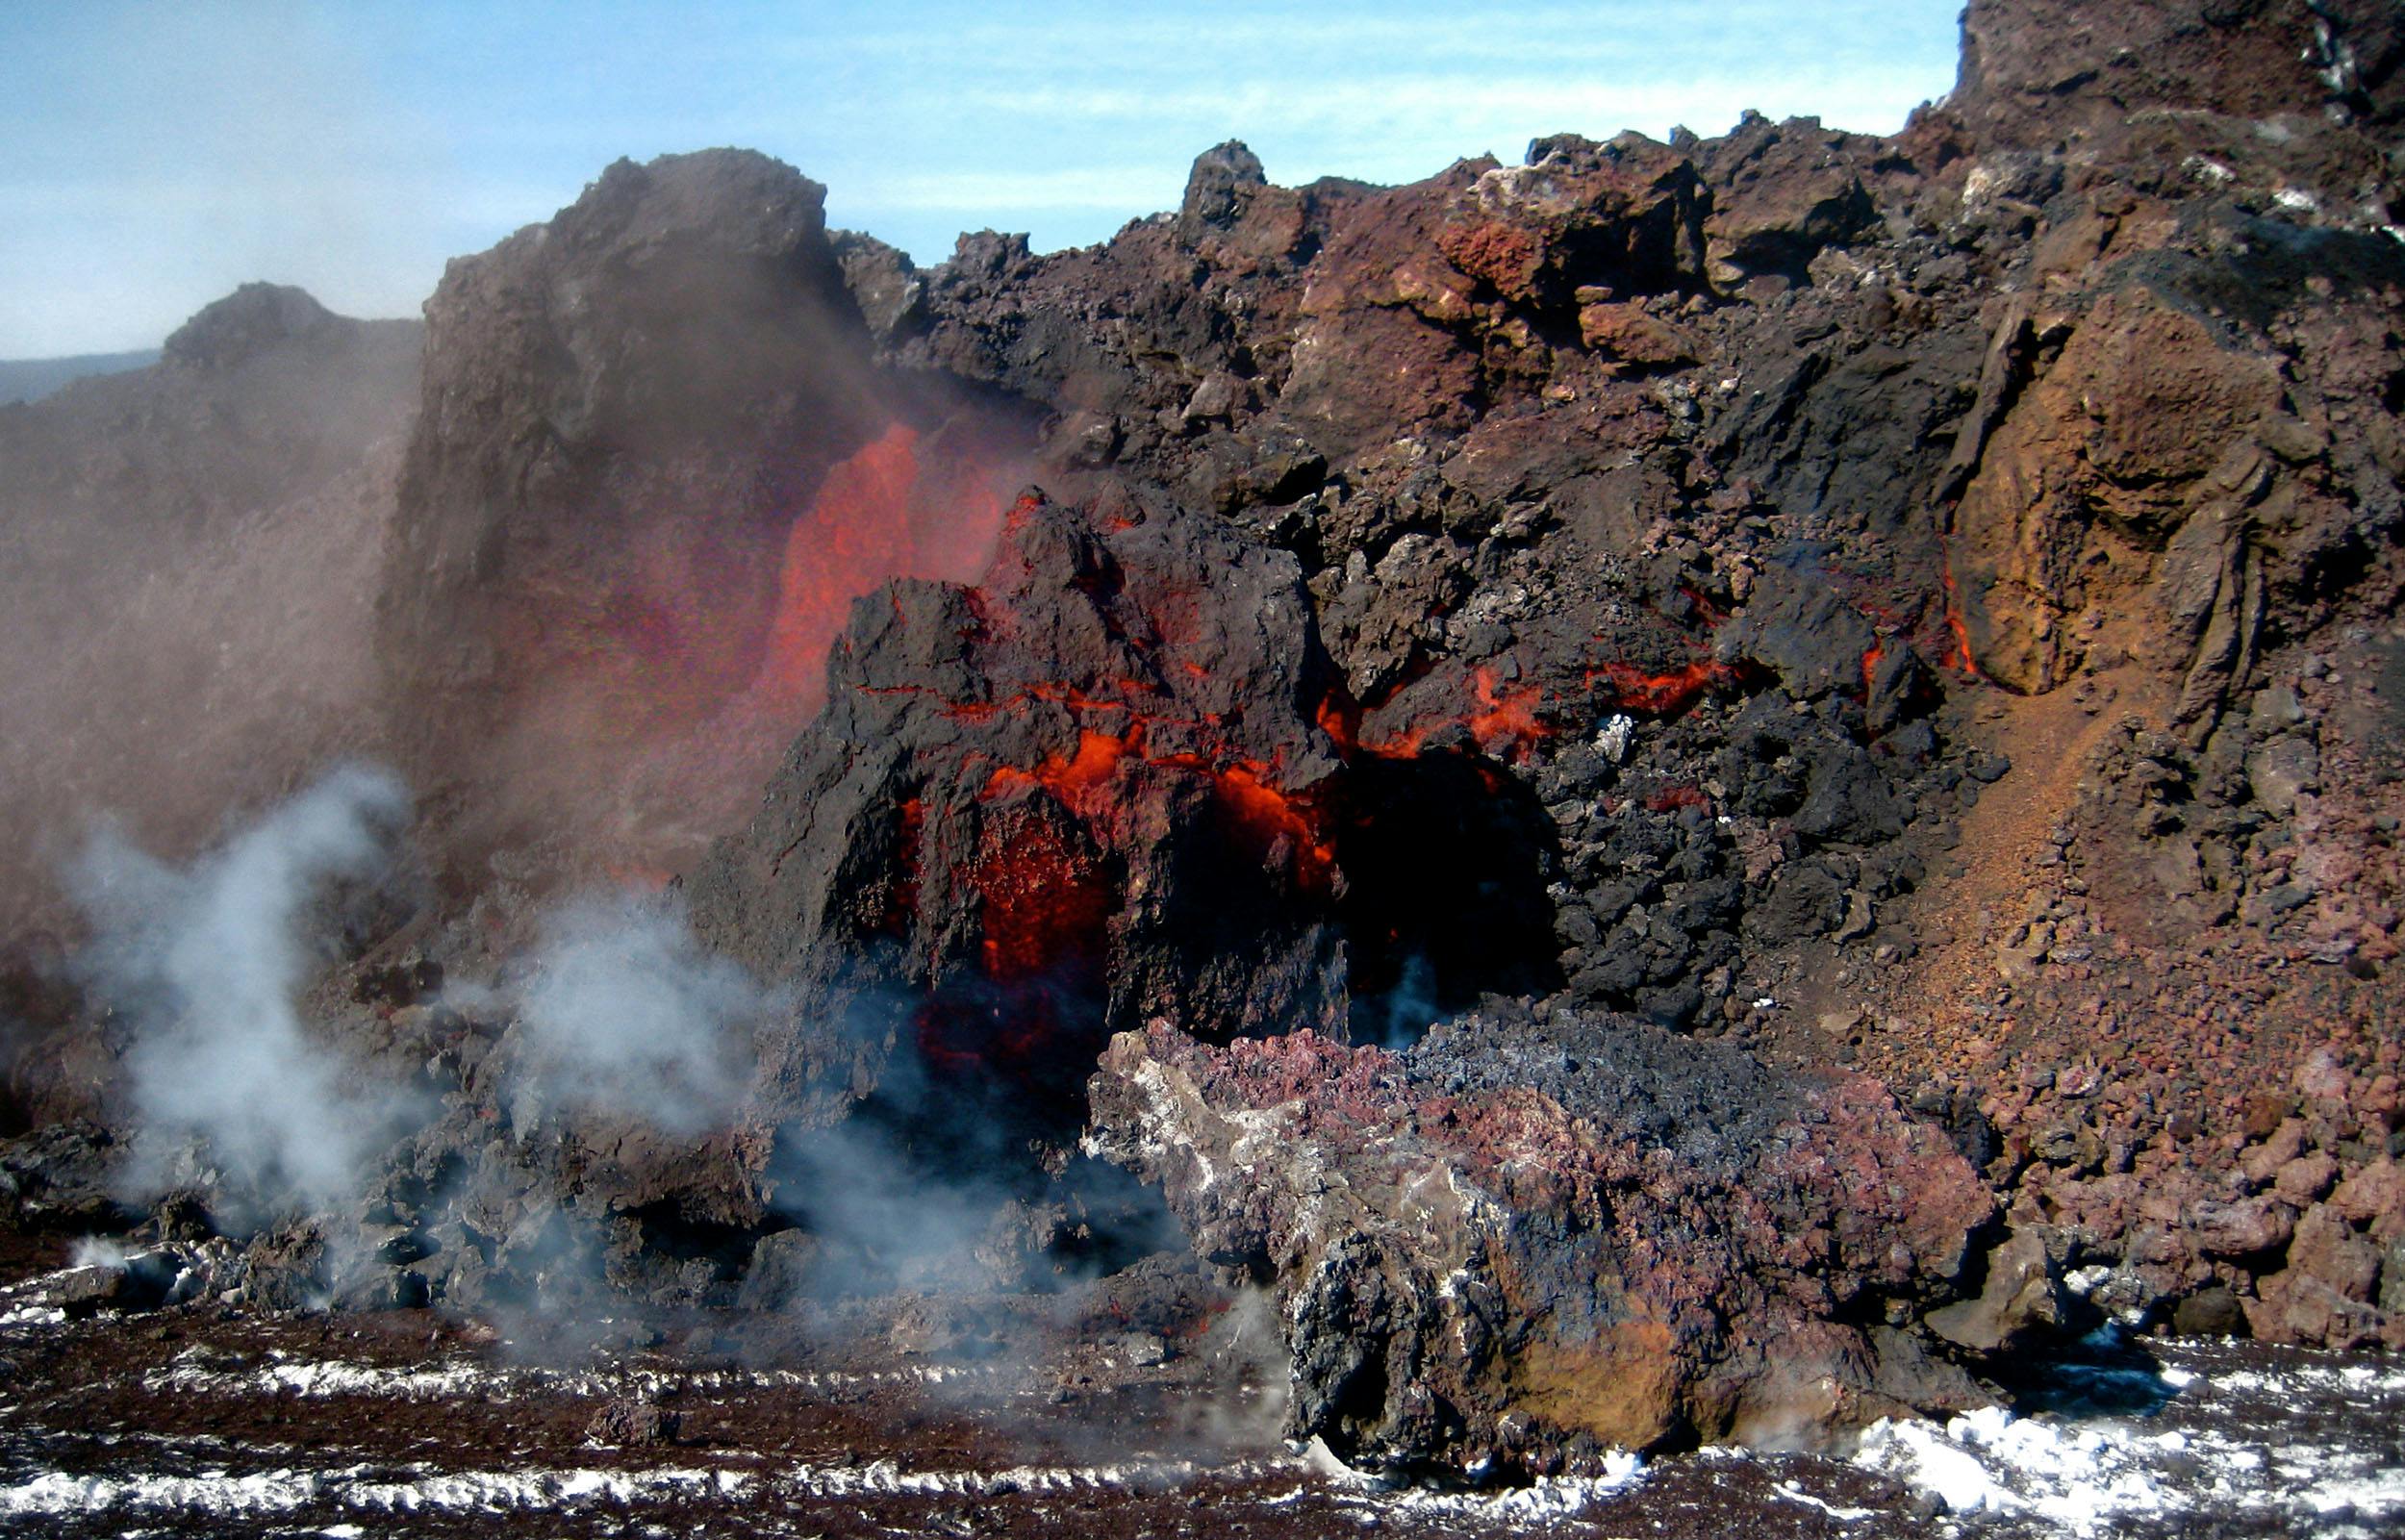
left=2, top=1259, right=2398, bottom=1539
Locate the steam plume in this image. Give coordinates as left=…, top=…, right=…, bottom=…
left=512, top=889, right=782, bottom=1135
left=69, top=764, right=412, bottom=1218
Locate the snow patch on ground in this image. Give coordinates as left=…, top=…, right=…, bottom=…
left=1855, top=1406, right=2182, bottom=1528
left=0, top=1300, right=65, bottom=1328
left=0, top=1464, right=749, bottom=1521
left=1772, top=1478, right=1876, bottom=1522
left=0, top=1265, right=79, bottom=1330
left=0, top=1449, right=1302, bottom=1525
left=1855, top=1348, right=2405, bottom=1535
left=1302, top=1436, right=1646, bottom=1522
left=1385, top=1455, right=1646, bottom=1521
left=2211, top=1359, right=2405, bottom=1398
left=780, top=1457, right=1204, bottom=1498
left=140, top=1346, right=999, bottom=1401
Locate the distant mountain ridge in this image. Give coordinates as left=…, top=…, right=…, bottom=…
left=0, top=348, right=163, bottom=406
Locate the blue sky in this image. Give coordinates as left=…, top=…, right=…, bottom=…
left=0, top=1, right=1965, bottom=358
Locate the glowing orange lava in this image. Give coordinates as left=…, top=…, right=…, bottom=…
left=1467, top=667, right=1548, bottom=749
left=978, top=720, right=1336, bottom=897
left=869, top=796, right=924, bottom=940
left=983, top=729, right=1130, bottom=809
left=968, top=818, right=1115, bottom=985
left=1202, top=761, right=1339, bottom=892
left=1333, top=666, right=1554, bottom=760
left=753, top=423, right=1010, bottom=714
left=916, top=811, right=1117, bottom=1084
left=1937, top=546, right=1985, bottom=681
left=1584, top=659, right=1740, bottom=715
left=1642, top=785, right=1711, bottom=813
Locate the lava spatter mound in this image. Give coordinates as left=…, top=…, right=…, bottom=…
left=683, top=485, right=1594, bottom=1146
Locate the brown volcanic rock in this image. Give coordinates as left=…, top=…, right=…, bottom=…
left=1697, top=114, right=1885, bottom=291
left=379, top=148, right=1029, bottom=884
left=378, top=148, right=873, bottom=871
left=1947, top=0, right=2398, bottom=152
left=1087, top=1010, right=1992, bottom=1471
left=1948, top=287, right=2289, bottom=694
left=1948, top=212, right=2402, bottom=709
left=1278, top=133, right=1709, bottom=451
left=886, top=129, right=1713, bottom=478
left=8, top=0, right=2404, bottom=1382
left=1260, top=129, right=1712, bottom=452
left=240, top=0, right=2405, bottom=1370
left=161, top=282, right=354, bottom=372
left=678, top=477, right=1607, bottom=1176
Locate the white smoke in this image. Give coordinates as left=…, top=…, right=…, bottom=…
left=61, top=776, right=1171, bottom=1323
left=512, top=890, right=781, bottom=1135
left=772, top=1101, right=1021, bottom=1292
left=70, top=764, right=412, bottom=1217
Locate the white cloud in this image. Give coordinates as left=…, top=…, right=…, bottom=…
left=839, top=166, right=1184, bottom=214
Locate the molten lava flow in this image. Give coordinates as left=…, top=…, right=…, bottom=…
left=869, top=797, right=924, bottom=940
left=979, top=722, right=1336, bottom=897
left=864, top=541, right=1615, bottom=1076
left=560, top=417, right=1016, bottom=880
left=1937, top=543, right=1986, bottom=681
left=1000, top=489, right=1048, bottom=536
left=1314, top=692, right=1364, bottom=755
left=915, top=821, right=1118, bottom=1092
left=1467, top=668, right=1548, bottom=750
left=867, top=680, right=1221, bottom=731
left=1861, top=644, right=1886, bottom=696
left=1339, top=666, right=1554, bottom=761
left=967, top=819, right=1115, bottom=986
left=1642, top=785, right=1711, bottom=813
left=1585, top=659, right=1740, bottom=715
left=1049, top=727, right=1132, bottom=799
left=1678, top=585, right=1729, bottom=627
left=1202, top=762, right=1338, bottom=893
left=753, top=423, right=1011, bottom=715
left=758, top=425, right=920, bottom=703
left=983, top=729, right=1131, bottom=810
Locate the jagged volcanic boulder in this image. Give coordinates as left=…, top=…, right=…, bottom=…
left=682, top=476, right=1759, bottom=1143
left=1695, top=113, right=1884, bottom=292
left=378, top=148, right=1029, bottom=883
left=1898, top=0, right=2405, bottom=707
left=1087, top=1009, right=1993, bottom=1471
left=292, top=482, right=1396, bottom=1303
left=1941, top=251, right=2398, bottom=702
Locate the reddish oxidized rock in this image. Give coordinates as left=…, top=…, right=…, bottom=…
left=1087, top=1009, right=1993, bottom=1473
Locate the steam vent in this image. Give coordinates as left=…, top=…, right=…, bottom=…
left=5, top=1, right=2405, bottom=1532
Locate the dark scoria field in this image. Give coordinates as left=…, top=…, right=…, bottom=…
left=6, top=0, right=2405, bottom=1534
